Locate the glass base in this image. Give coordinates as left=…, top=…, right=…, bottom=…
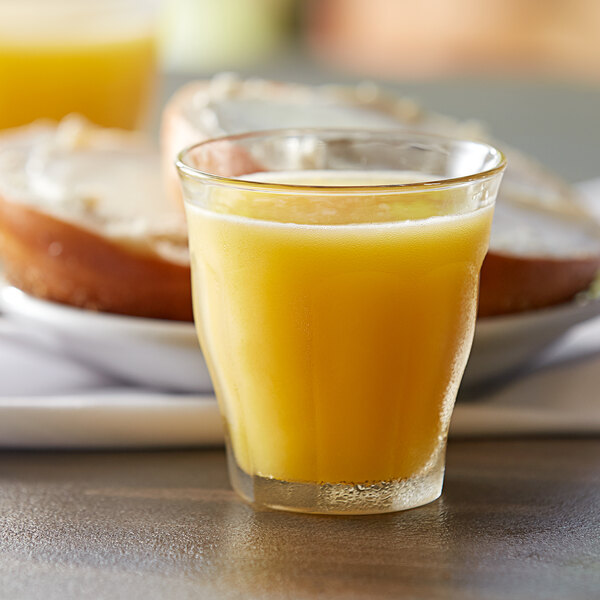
left=226, top=444, right=445, bottom=515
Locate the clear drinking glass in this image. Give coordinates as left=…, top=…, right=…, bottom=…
left=177, top=130, right=506, bottom=515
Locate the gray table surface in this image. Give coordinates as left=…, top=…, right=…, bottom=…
left=1, top=439, right=599, bottom=600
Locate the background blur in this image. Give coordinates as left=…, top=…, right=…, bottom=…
left=1, top=0, right=597, bottom=182
left=160, top=0, right=600, bottom=82
left=157, top=0, right=600, bottom=183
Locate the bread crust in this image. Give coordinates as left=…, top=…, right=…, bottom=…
left=479, top=251, right=600, bottom=317
left=0, top=194, right=193, bottom=321
left=1, top=187, right=598, bottom=321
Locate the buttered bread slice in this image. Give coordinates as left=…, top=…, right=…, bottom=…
left=162, top=74, right=600, bottom=316
left=0, top=116, right=192, bottom=321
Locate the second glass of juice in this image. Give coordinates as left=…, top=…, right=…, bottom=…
left=0, top=0, right=158, bottom=131
left=177, top=130, right=505, bottom=515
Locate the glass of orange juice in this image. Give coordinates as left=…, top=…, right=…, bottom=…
left=0, top=0, right=158, bottom=131
left=177, top=130, right=505, bottom=515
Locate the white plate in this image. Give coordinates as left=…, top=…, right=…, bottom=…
left=2, top=284, right=600, bottom=393
left=463, top=294, right=600, bottom=388
left=1, top=286, right=600, bottom=448
left=0, top=286, right=212, bottom=392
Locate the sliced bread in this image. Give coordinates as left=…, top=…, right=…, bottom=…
left=0, top=116, right=192, bottom=321
left=162, top=74, right=600, bottom=317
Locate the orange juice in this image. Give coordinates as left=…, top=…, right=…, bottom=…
left=0, top=7, right=156, bottom=130
left=187, top=171, right=494, bottom=485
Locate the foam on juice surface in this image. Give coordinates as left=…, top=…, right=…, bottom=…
left=243, top=169, right=433, bottom=186
left=202, top=169, right=484, bottom=225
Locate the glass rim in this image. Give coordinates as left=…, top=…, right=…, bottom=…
left=175, top=128, right=507, bottom=195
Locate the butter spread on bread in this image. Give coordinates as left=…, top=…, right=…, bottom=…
left=0, top=117, right=192, bottom=320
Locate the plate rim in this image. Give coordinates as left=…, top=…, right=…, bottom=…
left=0, top=284, right=197, bottom=340
left=3, top=283, right=599, bottom=339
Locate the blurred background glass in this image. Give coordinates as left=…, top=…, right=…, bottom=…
left=0, top=0, right=158, bottom=130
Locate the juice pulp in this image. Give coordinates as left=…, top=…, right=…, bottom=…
left=187, top=171, right=493, bottom=485
left=0, top=31, right=156, bottom=130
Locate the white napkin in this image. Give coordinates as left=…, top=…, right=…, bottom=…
left=0, top=179, right=598, bottom=448
left=0, top=319, right=113, bottom=395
